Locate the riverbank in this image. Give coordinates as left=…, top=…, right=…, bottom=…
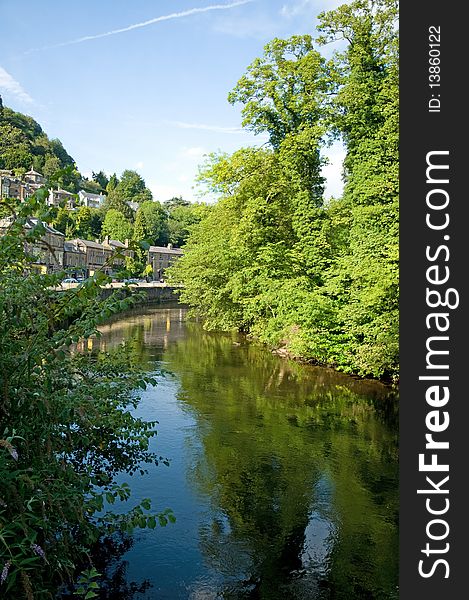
left=269, top=342, right=399, bottom=387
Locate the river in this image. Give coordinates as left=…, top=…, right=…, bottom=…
left=92, top=304, right=398, bottom=599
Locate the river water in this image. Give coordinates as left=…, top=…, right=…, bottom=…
left=94, top=305, right=398, bottom=600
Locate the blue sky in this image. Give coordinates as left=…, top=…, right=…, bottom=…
left=0, top=0, right=345, bottom=202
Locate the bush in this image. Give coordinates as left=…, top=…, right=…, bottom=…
left=0, top=194, right=172, bottom=598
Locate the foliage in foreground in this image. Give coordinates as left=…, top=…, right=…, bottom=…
left=0, top=194, right=173, bottom=598
left=168, top=0, right=399, bottom=381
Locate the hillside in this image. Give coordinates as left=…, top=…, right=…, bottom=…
left=0, top=94, right=75, bottom=175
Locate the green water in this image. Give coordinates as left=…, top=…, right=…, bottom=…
left=95, top=305, right=398, bottom=599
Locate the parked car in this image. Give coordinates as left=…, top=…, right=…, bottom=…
left=62, top=277, right=78, bottom=284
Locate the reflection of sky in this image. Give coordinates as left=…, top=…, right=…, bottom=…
left=300, top=476, right=337, bottom=577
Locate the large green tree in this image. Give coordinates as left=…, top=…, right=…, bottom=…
left=228, top=35, right=327, bottom=149
left=135, top=200, right=169, bottom=246
left=169, top=0, right=399, bottom=381
left=102, top=209, right=133, bottom=242
left=101, top=189, right=135, bottom=221
left=116, top=170, right=152, bottom=204
left=167, top=202, right=210, bottom=247
left=316, top=0, right=399, bottom=377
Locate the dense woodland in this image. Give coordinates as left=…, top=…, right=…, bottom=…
left=169, top=0, right=399, bottom=381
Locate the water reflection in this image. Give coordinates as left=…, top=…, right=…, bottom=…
left=94, top=306, right=398, bottom=599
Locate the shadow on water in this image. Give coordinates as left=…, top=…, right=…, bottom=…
left=82, top=305, right=398, bottom=600
left=60, top=533, right=152, bottom=599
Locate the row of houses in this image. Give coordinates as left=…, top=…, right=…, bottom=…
left=0, top=168, right=106, bottom=209
left=0, top=216, right=183, bottom=279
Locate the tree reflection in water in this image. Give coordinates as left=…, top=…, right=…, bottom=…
left=60, top=533, right=152, bottom=599
left=162, top=325, right=398, bottom=599
left=90, top=306, right=398, bottom=599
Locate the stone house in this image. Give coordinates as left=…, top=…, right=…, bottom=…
left=0, top=216, right=65, bottom=273
left=65, top=238, right=113, bottom=276
left=101, top=236, right=132, bottom=271
left=23, top=168, right=45, bottom=186
left=63, top=241, right=87, bottom=277
left=0, top=169, right=44, bottom=201
left=0, top=171, right=25, bottom=201
left=148, top=244, right=183, bottom=280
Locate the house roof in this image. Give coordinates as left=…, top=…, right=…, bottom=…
left=0, top=216, right=64, bottom=237
left=71, top=238, right=106, bottom=250
left=78, top=190, right=105, bottom=200
left=108, top=239, right=126, bottom=248
left=148, top=245, right=184, bottom=255
left=27, top=218, right=64, bottom=236
left=25, top=168, right=43, bottom=176
left=51, top=188, right=75, bottom=196
left=64, top=241, right=83, bottom=252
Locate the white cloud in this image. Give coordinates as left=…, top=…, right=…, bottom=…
left=25, top=1, right=255, bottom=53
left=179, top=146, right=207, bottom=159
left=135, top=161, right=144, bottom=169
left=280, top=0, right=313, bottom=18
left=168, top=120, right=246, bottom=135
left=0, top=66, right=33, bottom=104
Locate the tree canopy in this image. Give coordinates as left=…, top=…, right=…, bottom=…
left=0, top=101, right=75, bottom=173
left=169, top=0, right=399, bottom=381
left=102, top=209, right=133, bottom=242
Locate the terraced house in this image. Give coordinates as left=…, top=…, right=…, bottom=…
left=0, top=215, right=64, bottom=273
left=148, top=244, right=183, bottom=280
left=65, top=238, right=112, bottom=277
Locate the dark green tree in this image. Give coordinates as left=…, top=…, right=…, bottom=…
left=163, top=196, right=190, bottom=211
left=102, top=189, right=135, bottom=221
left=135, top=200, right=169, bottom=246
left=92, top=170, right=109, bottom=190
left=0, top=105, right=75, bottom=172
left=117, top=170, right=152, bottom=204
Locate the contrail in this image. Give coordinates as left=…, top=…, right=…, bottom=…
left=24, top=1, right=253, bottom=54
left=0, top=65, right=33, bottom=103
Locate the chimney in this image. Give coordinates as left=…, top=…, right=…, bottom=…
left=167, top=243, right=173, bottom=249
left=124, top=238, right=129, bottom=248
left=104, top=235, right=110, bottom=245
